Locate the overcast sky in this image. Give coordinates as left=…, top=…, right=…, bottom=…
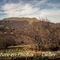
left=0, top=0, right=60, bottom=23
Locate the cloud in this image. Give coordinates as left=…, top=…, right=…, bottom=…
left=1, top=0, right=48, bottom=18
left=47, top=2, right=60, bottom=8
left=0, top=1, right=60, bottom=23
left=40, top=9, right=60, bottom=23
left=1, top=3, right=40, bottom=18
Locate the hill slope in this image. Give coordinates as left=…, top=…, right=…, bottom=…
left=0, top=17, right=60, bottom=51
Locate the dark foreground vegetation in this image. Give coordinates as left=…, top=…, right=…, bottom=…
left=0, top=56, right=60, bottom=60
left=12, top=57, right=60, bottom=60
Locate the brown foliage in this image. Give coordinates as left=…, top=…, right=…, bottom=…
left=0, top=17, right=60, bottom=51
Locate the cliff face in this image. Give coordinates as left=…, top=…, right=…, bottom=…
left=0, top=17, right=60, bottom=51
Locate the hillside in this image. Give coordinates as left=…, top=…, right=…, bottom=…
left=0, top=17, right=60, bottom=51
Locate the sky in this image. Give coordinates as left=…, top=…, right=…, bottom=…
left=0, top=0, right=60, bottom=23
